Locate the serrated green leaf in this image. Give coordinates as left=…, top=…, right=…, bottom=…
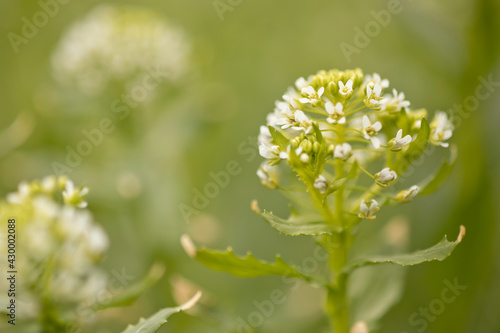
left=96, top=263, right=165, bottom=310
left=340, top=226, right=465, bottom=276
left=257, top=209, right=342, bottom=236
left=182, top=236, right=325, bottom=286
left=268, top=125, right=289, bottom=150
left=392, top=117, right=430, bottom=174
left=419, top=145, right=457, bottom=195
left=120, top=292, right=201, bottom=333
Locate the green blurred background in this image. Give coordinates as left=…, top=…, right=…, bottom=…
left=1, top=0, right=499, bottom=332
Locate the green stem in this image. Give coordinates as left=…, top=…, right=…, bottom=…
left=327, top=231, right=350, bottom=333
left=325, top=126, right=350, bottom=333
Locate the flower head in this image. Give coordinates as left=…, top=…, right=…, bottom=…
left=52, top=4, right=190, bottom=95
left=256, top=68, right=454, bottom=221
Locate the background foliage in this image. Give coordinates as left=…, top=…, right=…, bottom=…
left=1, top=0, right=499, bottom=332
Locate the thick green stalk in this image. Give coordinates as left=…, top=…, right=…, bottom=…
left=327, top=231, right=349, bottom=333
left=326, top=125, right=350, bottom=333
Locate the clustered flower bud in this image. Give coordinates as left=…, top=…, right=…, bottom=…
left=256, top=69, right=454, bottom=221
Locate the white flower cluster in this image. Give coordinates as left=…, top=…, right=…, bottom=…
left=257, top=69, right=454, bottom=220
left=52, top=4, right=190, bottom=95
left=0, top=176, right=108, bottom=321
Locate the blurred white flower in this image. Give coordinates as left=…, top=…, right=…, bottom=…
left=430, top=111, right=454, bottom=147
left=257, top=163, right=280, bottom=189
left=51, top=4, right=190, bottom=95
left=334, top=143, right=352, bottom=161
left=0, top=177, right=108, bottom=322
left=382, top=89, right=410, bottom=112
left=358, top=199, right=380, bottom=220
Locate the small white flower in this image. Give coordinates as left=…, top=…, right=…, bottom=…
left=295, top=77, right=308, bottom=90
left=86, top=225, right=109, bottom=256
left=388, top=129, right=412, bottom=151
left=258, top=126, right=272, bottom=144
left=6, top=181, right=31, bottom=204
left=382, top=89, right=410, bottom=112
left=326, top=101, right=346, bottom=124
left=359, top=199, right=379, bottom=220
left=365, top=83, right=387, bottom=109
left=396, top=185, right=420, bottom=202
left=282, top=87, right=301, bottom=109
left=365, top=73, right=389, bottom=88
left=361, top=116, right=382, bottom=148
left=292, top=110, right=312, bottom=131
left=374, top=167, right=397, bottom=187
left=334, top=143, right=352, bottom=161
left=259, top=143, right=279, bottom=159
left=338, top=79, right=353, bottom=96
left=314, top=175, right=329, bottom=193
left=62, top=180, right=89, bottom=208
left=430, top=111, right=453, bottom=147
left=299, top=86, right=324, bottom=104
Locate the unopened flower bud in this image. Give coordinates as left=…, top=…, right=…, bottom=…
left=374, top=168, right=397, bottom=187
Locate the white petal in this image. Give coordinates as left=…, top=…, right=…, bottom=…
left=325, top=101, right=334, bottom=114
left=362, top=115, right=371, bottom=128
left=294, top=110, right=309, bottom=122
left=317, top=86, right=325, bottom=97
left=396, top=129, right=403, bottom=140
